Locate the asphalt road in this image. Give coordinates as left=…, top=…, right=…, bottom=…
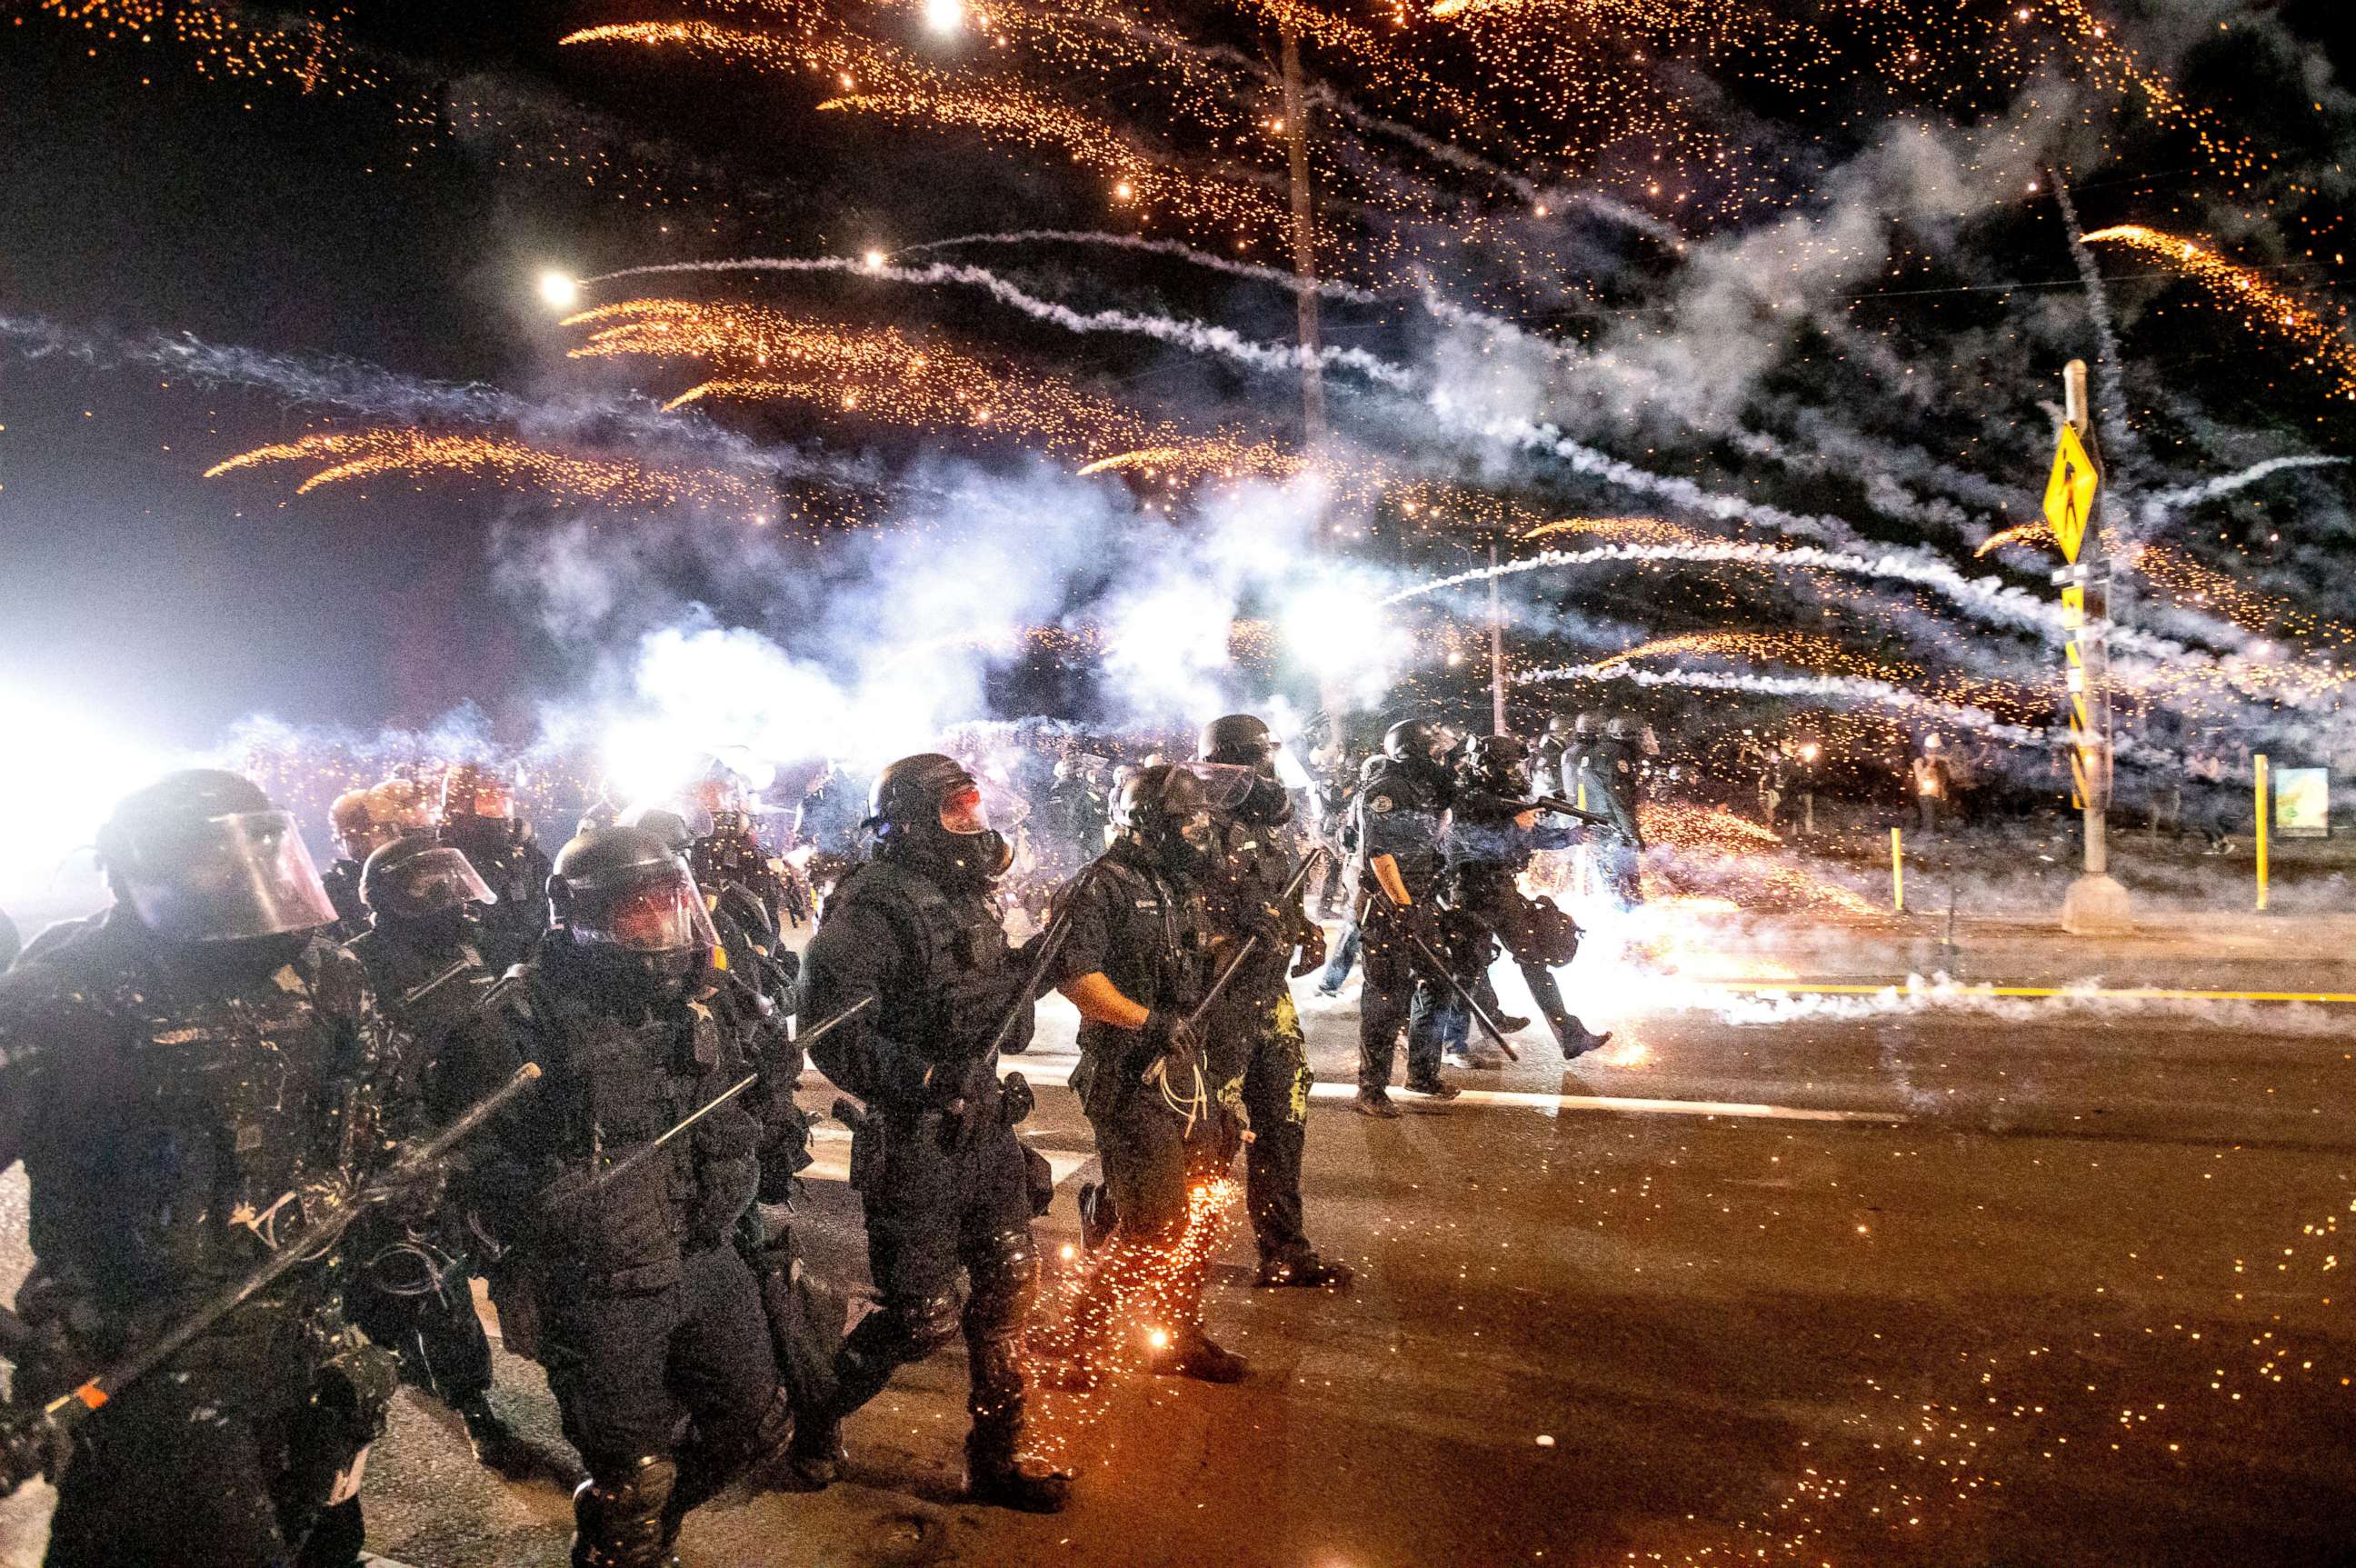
left=5, top=940, right=2353, bottom=1568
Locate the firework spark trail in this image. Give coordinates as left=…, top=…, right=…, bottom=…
left=204, top=429, right=774, bottom=515
left=2081, top=225, right=2356, bottom=410
left=892, top=230, right=1393, bottom=305
left=2141, top=454, right=2351, bottom=517
left=1590, top=630, right=1914, bottom=683
left=582, top=255, right=1419, bottom=389
left=0, top=311, right=864, bottom=485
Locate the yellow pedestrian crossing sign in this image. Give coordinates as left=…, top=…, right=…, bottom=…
left=2044, top=424, right=2099, bottom=563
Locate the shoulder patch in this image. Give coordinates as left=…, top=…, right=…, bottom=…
left=1368, top=795, right=1394, bottom=814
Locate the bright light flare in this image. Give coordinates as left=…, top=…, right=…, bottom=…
left=0, top=683, right=183, bottom=909
left=537, top=270, right=580, bottom=311
left=923, top=0, right=965, bottom=35
left=1282, top=584, right=1368, bottom=677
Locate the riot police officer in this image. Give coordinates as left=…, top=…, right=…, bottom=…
left=1050, top=763, right=1243, bottom=1380
left=1040, top=754, right=1110, bottom=871
left=1581, top=716, right=1648, bottom=907
left=1194, top=716, right=1350, bottom=1289
left=324, top=787, right=385, bottom=932
left=343, top=834, right=531, bottom=1476
left=448, top=825, right=787, bottom=1567
left=625, top=806, right=834, bottom=1463
left=1535, top=714, right=1572, bottom=806
left=0, top=770, right=397, bottom=1566
left=1558, top=713, right=1600, bottom=802
left=1352, top=719, right=1463, bottom=1116
left=440, top=764, right=552, bottom=970
left=794, top=754, right=1071, bottom=1511
left=1449, top=735, right=1612, bottom=1060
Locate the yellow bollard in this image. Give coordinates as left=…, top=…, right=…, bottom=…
left=2255, top=754, right=2270, bottom=913
left=1891, top=826, right=1904, bottom=912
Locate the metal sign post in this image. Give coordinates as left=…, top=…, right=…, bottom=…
left=2055, top=359, right=2133, bottom=934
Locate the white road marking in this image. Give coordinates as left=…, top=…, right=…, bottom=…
left=799, top=1124, right=1094, bottom=1185
left=850, top=1052, right=1898, bottom=1124
left=1303, top=1081, right=1901, bottom=1123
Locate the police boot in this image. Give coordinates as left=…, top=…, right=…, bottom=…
left=784, top=1413, right=845, bottom=1490
left=964, top=1334, right=1072, bottom=1516
left=1353, top=1085, right=1400, bottom=1119
left=1149, top=1325, right=1249, bottom=1383
left=572, top=1456, right=679, bottom=1568
left=965, top=1429, right=1073, bottom=1513
left=1255, top=1251, right=1354, bottom=1290
left=1550, top=1013, right=1612, bottom=1059
left=456, top=1390, right=534, bottom=1480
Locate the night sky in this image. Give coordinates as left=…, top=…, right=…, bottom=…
left=4, top=1, right=2354, bottom=762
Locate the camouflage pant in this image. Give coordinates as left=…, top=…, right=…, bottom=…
left=1223, top=990, right=1316, bottom=1268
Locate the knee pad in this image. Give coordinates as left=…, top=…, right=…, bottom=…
left=573, top=1455, right=677, bottom=1568
left=864, top=1289, right=963, bottom=1361
left=964, top=1226, right=1040, bottom=1331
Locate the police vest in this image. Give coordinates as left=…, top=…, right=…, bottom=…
left=829, top=855, right=1024, bottom=1074
left=12, top=921, right=379, bottom=1324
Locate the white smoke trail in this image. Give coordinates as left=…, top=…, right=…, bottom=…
left=891, top=229, right=1393, bottom=305
left=1464, top=416, right=1877, bottom=553
left=1382, top=538, right=2087, bottom=645
left=583, top=255, right=1418, bottom=391
left=1513, top=663, right=2040, bottom=739
left=2141, top=454, right=2351, bottom=519
left=2052, top=179, right=2145, bottom=471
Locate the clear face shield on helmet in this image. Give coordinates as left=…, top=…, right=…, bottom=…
left=115, top=810, right=340, bottom=944
left=936, top=777, right=1023, bottom=877
left=568, top=863, right=723, bottom=960
left=1181, top=758, right=1292, bottom=827
left=367, top=845, right=497, bottom=921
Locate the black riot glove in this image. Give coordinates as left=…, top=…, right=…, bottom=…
left=1292, top=916, right=1328, bottom=977
left=1139, top=1007, right=1201, bottom=1083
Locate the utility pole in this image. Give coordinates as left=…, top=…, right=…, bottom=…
left=1277, top=21, right=1346, bottom=738
left=1277, top=25, right=1325, bottom=447
left=2056, top=358, right=2133, bottom=934
left=1487, top=534, right=1508, bottom=734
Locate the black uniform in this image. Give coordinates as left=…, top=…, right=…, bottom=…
left=1053, top=828, right=1226, bottom=1366
left=344, top=912, right=518, bottom=1467
left=1446, top=766, right=1610, bottom=1060
left=1198, top=809, right=1322, bottom=1275
left=796, top=752, right=1067, bottom=1510
left=321, top=858, right=369, bottom=934
left=442, top=816, right=553, bottom=971
left=453, top=923, right=784, bottom=1567
left=0, top=912, right=394, bottom=1567
left=1576, top=737, right=1646, bottom=907
left=1191, top=715, right=1347, bottom=1289
left=1352, top=747, right=1458, bottom=1099
left=1040, top=773, right=1109, bottom=872
left=1309, top=761, right=1356, bottom=919
left=709, top=884, right=838, bottom=1453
